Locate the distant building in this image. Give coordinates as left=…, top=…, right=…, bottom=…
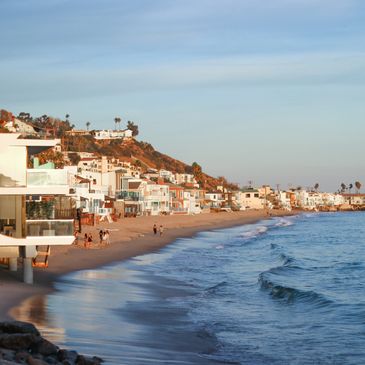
left=92, top=129, right=133, bottom=140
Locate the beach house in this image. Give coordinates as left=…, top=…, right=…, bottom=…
left=0, top=134, right=75, bottom=284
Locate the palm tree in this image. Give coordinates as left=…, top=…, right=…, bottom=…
left=348, top=183, right=353, bottom=193
left=355, top=181, right=362, bottom=193
left=314, top=183, right=319, bottom=192
left=86, top=121, right=90, bottom=131
left=114, top=117, right=121, bottom=130
left=65, top=114, right=70, bottom=122
left=340, top=183, right=346, bottom=193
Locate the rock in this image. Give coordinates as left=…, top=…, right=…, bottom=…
left=43, top=355, right=60, bottom=364
left=0, top=348, right=16, bottom=361
left=27, top=355, right=49, bottom=365
left=0, top=333, right=38, bottom=350
left=31, top=338, right=58, bottom=356
left=0, top=360, right=18, bottom=365
left=14, top=350, right=29, bottom=363
left=0, top=322, right=40, bottom=336
left=0, top=322, right=102, bottom=365
left=75, top=355, right=103, bottom=365
left=57, top=349, right=78, bottom=363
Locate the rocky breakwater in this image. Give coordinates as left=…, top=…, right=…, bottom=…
left=0, top=321, right=103, bottom=365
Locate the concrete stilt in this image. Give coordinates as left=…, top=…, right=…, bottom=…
left=23, top=258, right=33, bottom=284
left=9, top=258, right=17, bottom=271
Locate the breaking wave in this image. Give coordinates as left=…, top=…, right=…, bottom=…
left=240, top=225, right=268, bottom=240
left=258, top=273, right=332, bottom=307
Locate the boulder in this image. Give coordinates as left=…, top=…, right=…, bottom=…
left=31, top=338, right=59, bottom=356
left=0, top=333, right=38, bottom=350
left=0, top=348, right=16, bottom=361
left=0, top=321, right=40, bottom=336
left=57, top=349, right=78, bottom=363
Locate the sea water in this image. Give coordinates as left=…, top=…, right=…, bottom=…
left=16, top=212, right=365, bottom=364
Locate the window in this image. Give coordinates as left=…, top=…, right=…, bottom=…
left=246, top=193, right=250, bottom=198
left=254, top=194, right=259, bottom=198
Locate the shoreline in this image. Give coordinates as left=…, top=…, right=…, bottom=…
left=1, top=210, right=296, bottom=322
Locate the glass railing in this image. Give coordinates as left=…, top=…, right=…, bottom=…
left=27, top=169, right=68, bottom=186
left=26, top=219, right=74, bottom=237
left=116, top=191, right=143, bottom=201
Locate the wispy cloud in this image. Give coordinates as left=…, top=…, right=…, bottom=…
left=1, top=51, right=364, bottom=103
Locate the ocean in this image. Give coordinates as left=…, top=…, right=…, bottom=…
left=16, top=212, right=365, bottom=364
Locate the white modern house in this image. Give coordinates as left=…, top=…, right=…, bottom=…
left=0, top=134, right=75, bottom=284
left=236, top=189, right=264, bottom=210
left=92, top=129, right=133, bottom=140
left=143, top=182, right=170, bottom=215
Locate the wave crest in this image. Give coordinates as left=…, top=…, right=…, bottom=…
left=258, top=274, right=332, bottom=307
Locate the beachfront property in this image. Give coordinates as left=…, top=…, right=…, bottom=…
left=205, top=191, right=226, bottom=209
left=236, top=188, right=264, bottom=210
left=0, top=134, right=75, bottom=284
left=92, top=129, right=133, bottom=140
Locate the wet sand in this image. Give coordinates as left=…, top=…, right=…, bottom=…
left=0, top=210, right=294, bottom=321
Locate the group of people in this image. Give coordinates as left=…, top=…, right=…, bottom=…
left=82, top=230, right=110, bottom=248
left=83, top=233, right=93, bottom=248
left=99, top=229, right=111, bottom=245
left=153, top=224, right=164, bottom=236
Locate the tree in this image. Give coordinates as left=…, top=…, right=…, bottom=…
left=68, top=152, right=80, bottom=165
left=114, top=117, right=121, bottom=130
left=349, top=183, right=353, bottom=193
left=340, top=183, right=346, bottom=193
left=314, top=183, right=319, bottom=192
left=355, top=181, right=362, bottom=193
left=191, top=162, right=204, bottom=186
left=86, top=121, right=91, bottom=131
left=127, top=120, right=139, bottom=136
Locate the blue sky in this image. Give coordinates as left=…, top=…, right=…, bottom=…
left=1, top=0, right=365, bottom=191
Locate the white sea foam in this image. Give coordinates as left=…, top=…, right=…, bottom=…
left=275, top=219, right=294, bottom=227
left=241, top=225, right=268, bottom=240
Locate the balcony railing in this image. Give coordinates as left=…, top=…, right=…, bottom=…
left=26, top=219, right=74, bottom=237
left=27, top=169, right=68, bottom=186
left=116, top=191, right=143, bottom=201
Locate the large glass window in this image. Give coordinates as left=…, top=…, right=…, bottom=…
left=0, top=195, right=25, bottom=238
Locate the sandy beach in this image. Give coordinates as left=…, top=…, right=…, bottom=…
left=0, top=210, right=294, bottom=322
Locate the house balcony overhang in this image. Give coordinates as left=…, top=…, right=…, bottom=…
left=0, top=186, right=69, bottom=195
left=0, top=234, right=74, bottom=247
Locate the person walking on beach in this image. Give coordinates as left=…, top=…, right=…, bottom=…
left=99, top=229, right=103, bottom=244
left=159, top=225, right=164, bottom=236
left=153, top=224, right=157, bottom=235
left=104, top=230, right=110, bottom=245
left=84, top=233, right=88, bottom=248
left=87, top=233, right=93, bottom=249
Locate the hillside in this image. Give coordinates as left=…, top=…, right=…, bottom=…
left=64, top=135, right=234, bottom=190
left=0, top=108, right=237, bottom=190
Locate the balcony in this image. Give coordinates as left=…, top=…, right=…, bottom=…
left=27, top=169, right=68, bottom=186
left=26, top=169, right=69, bottom=195
left=116, top=191, right=143, bottom=201
left=26, top=219, right=74, bottom=237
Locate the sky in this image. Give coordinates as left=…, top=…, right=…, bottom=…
left=1, top=0, right=365, bottom=192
